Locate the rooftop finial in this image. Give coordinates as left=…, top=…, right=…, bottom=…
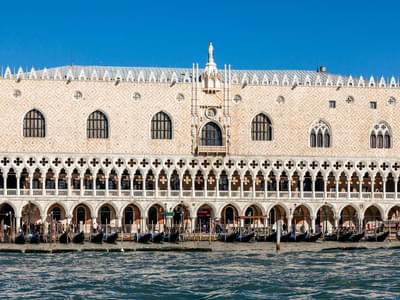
left=208, top=42, right=214, bottom=64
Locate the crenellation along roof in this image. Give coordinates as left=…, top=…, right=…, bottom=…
left=1, top=65, right=399, bottom=88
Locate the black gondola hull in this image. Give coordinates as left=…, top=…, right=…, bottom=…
left=59, top=232, right=70, bottom=244
left=72, top=231, right=85, bottom=244
left=104, top=232, right=118, bottom=244
left=137, top=233, right=152, bottom=243
left=365, top=231, right=389, bottom=242
left=15, top=233, right=25, bottom=244
left=235, top=232, right=255, bottom=242
left=305, top=232, right=322, bottom=242
left=151, top=232, right=164, bottom=243
left=90, top=232, right=104, bottom=244
left=218, top=232, right=236, bottom=242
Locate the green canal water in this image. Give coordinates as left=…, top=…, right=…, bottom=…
left=0, top=248, right=399, bottom=299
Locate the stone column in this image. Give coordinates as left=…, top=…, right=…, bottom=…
left=371, top=177, right=375, bottom=199
left=29, top=175, right=33, bottom=196
left=335, top=176, right=339, bottom=198
left=80, top=176, right=84, bottom=196
left=105, top=176, right=109, bottom=196
left=310, top=217, right=316, bottom=234
left=191, top=175, right=195, bottom=198
left=117, top=176, right=121, bottom=197
left=252, top=178, right=256, bottom=198
left=288, top=178, right=292, bottom=199
left=179, top=174, right=183, bottom=198
left=191, top=217, right=196, bottom=233
left=92, top=217, right=97, bottom=229
left=359, top=180, right=362, bottom=199
left=312, top=176, right=316, bottom=199
left=324, top=177, right=328, bottom=199
left=55, top=176, right=59, bottom=196
left=300, top=177, right=304, bottom=199
left=93, top=176, right=96, bottom=196
left=216, top=176, right=220, bottom=197
left=16, top=174, right=20, bottom=196
left=383, top=176, right=387, bottom=199
left=228, top=175, right=232, bottom=198
left=347, top=180, right=351, bottom=199
left=3, top=173, right=7, bottom=196
left=264, top=175, right=268, bottom=199
left=16, top=216, right=21, bottom=231
left=276, top=175, right=280, bottom=198
left=240, top=175, right=244, bottom=198
left=287, top=215, right=292, bottom=233
left=67, top=176, right=71, bottom=196
left=395, top=178, right=398, bottom=200
left=42, top=176, right=46, bottom=196
left=130, top=174, right=134, bottom=197
left=334, top=216, right=339, bottom=229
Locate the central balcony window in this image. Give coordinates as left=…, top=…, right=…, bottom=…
left=197, top=121, right=226, bottom=155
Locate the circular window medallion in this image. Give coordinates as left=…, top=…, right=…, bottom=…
left=205, top=107, right=217, bottom=119
left=12, top=89, right=22, bottom=99
left=132, top=92, right=141, bottom=101
left=73, top=90, right=83, bottom=100
left=176, top=93, right=185, bottom=102
left=388, top=96, right=396, bottom=105
left=233, top=94, right=242, bottom=104
left=276, top=95, right=285, bottom=104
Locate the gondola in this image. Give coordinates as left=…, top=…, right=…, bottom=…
left=348, top=231, right=364, bottom=242
left=365, top=231, right=389, bottom=242
left=151, top=232, right=164, bottom=243
left=28, top=233, right=40, bottom=244
left=280, top=232, right=292, bottom=242
left=265, top=231, right=278, bottom=242
left=337, top=231, right=353, bottom=242
left=289, top=232, right=307, bottom=242
left=72, top=231, right=85, bottom=244
left=59, top=231, right=70, bottom=244
left=305, top=232, right=322, bottom=242
left=323, top=232, right=337, bottom=241
left=218, top=232, right=236, bottom=242
left=104, top=232, right=118, bottom=244
left=396, top=232, right=400, bottom=241
left=235, top=232, right=255, bottom=242
left=90, top=231, right=104, bottom=244
left=163, top=231, right=179, bottom=243
left=15, top=232, right=25, bottom=244
left=256, top=231, right=277, bottom=242
left=137, top=233, right=152, bottom=243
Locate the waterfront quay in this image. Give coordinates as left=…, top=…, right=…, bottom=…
left=1, top=240, right=400, bottom=254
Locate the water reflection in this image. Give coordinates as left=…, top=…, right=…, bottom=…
left=0, top=249, right=399, bottom=299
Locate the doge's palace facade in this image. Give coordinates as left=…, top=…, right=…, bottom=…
left=0, top=43, right=400, bottom=233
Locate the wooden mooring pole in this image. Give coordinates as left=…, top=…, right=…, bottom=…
left=276, top=220, right=281, bottom=252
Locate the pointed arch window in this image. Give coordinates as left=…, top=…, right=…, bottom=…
left=201, top=122, right=223, bottom=146
left=87, top=111, right=109, bottom=138
left=151, top=112, right=172, bottom=139
left=310, top=120, right=331, bottom=148
left=370, top=122, right=391, bottom=149
left=23, top=109, right=45, bottom=137
left=251, top=113, right=272, bottom=141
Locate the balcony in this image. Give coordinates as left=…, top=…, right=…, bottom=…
left=196, top=145, right=226, bottom=156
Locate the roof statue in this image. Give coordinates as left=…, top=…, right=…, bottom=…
left=203, top=42, right=221, bottom=93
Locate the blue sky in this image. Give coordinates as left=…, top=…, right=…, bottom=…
left=0, top=0, right=399, bottom=76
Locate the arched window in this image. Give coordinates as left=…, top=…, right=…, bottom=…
left=370, top=122, right=391, bottom=149
left=77, top=206, right=86, bottom=224
left=87, top=111, right=109, bottom=138
left=124, top=206, right=134, bottom=225
left=310, top=120, right=331, bottom=148
left=23, top=109, right=45, bottom=137
left=151, top=111, right=172, bottom=139
left=201, top=122, right=223, bottom=146
left=251, top=113, right=272, bottom=141
left=51, top=207, right=61, bottom=221
left=100, top=205, right=111, bottom=225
